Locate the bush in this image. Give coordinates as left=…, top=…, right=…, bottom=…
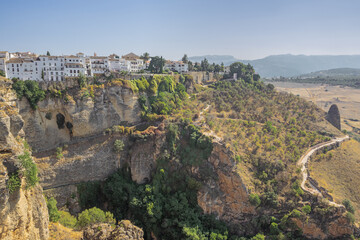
left=302, top=205, right=311, bottom=214
left=113, top=139, right=125, bottom=153
left=346, top=212, right=355, bottom=224
left=342, top=199, right=355, bottom=214
left=12, top=80, right=46, bottom=109
left=18, top=151, right=38, bottom=188
left=59, top=211, right=77, bottom=228
left=251, top=233, right=265, bottom=240
left=56, top=147, right=63, bottom=159
left=77, top=207, right=115, bottom=228
left=270, top=222, right=280, bottom=235
left=7, top=172, right=21, bottom=193
left=249, top=193, right=261, bottom=207
left=47, top=197, right=60, bottom=222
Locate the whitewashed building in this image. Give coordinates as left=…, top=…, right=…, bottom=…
left=90, top=55, right=109, bottom=75
left=121, top=53, right=145, bottom=72
left=0, top=51, right=10, bottom=75
left=6, top=58, right=42, bottom=80
left=64, top=55, right=87, bottom=78
left=164, top=60, right=188, bottom=73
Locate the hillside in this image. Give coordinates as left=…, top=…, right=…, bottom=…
left=2, top=70, right=359, bottom=240
left=189, top=54, right=360, bottom=77
left=309, top=139, right=360, bottom=220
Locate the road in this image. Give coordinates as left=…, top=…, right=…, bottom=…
left=297, top=135, right=349, bottom=207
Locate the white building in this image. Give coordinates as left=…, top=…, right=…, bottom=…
left=164, top=60, right=188, bottom=73
left=90, top=55, right=109, bottom=75
left=64, top=55, right=87, bottom=78
left=108, top=54, right=130, bottom=72
left=6, top=58, right=41, bottom=80
left=37, top=55, right=65, bottom=81
left=0, top=51, right=10, bottom=75
left=121, top=53, right=144, bottom=72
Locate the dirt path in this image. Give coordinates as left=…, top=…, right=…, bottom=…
left=297, top=135, right=349, bottom=207
left=194, top=105, right=222, bottom=143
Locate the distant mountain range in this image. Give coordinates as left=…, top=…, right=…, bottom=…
left=188, top=54, right=360, bottom=78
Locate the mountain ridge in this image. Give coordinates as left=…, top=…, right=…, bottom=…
left=188, top=54, right=360, bottom=78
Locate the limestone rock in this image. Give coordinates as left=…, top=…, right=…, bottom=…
left=327, top=104, right=341, bottom=130
left=83, top=221, right=144, bottom=240
left=0, top=77, right=49, bottom=240
left=19, top=84, right=141, bottom=151
left=197, top=143, right=255, bottom=235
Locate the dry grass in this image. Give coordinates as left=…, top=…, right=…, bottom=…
left=309, top=139, right=360, bottom=220
left=49, top=223, right=82, bottom=240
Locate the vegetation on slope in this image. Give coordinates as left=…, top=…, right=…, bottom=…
left=309, top=139, right=360, bottom=221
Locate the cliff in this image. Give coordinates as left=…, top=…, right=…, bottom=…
left=0, top=77, right=49, bottom=240
left=19, top=83, right=141, bottom=151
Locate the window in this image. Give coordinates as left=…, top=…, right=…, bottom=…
left=70, top=70, right=72, bottom=73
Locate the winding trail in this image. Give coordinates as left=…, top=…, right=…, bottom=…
left=194, top=104, right=222, bottom=143
left=297, top=135, right=349, bottom=207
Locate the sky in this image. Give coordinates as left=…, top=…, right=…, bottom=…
left=1, top=0, right=360, bottom=60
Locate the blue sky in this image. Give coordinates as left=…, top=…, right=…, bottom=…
left=1, top=0, right=360, bottom=59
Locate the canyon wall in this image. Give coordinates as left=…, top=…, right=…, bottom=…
left=0, top=77, right=49, bottom=240
left=19, top=84, right=141, bottom=151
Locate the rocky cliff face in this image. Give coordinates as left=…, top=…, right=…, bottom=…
left=327, top=104, right=341, bottom=130
left=0, top=77, right=49, bottom=240
left=19, top=84, right=141, bottom=151
left=197, top=143, right=255, bottom=234
left=83, top=220, right=144, bottom=240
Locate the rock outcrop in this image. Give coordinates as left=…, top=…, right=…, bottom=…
left=0, top=77, right=49, bottom=240
left=19, top=84, right=141, bottom=151
left=327, top=104, right=341, bottom=130
left=197, top=143, right=255, bottom=235
left=83, top=221, right=144, bottom=240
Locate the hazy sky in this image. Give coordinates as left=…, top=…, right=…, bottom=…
left=1, top=0, right=360, bottom=60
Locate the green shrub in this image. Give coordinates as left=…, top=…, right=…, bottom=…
left=18, top=151, right=38, bottom=188
left=270, top=222, right=280, bottom=235
left=342, top=199, right=355, bottom=214
left=0, top=70, right=5, bottom=77
left=249, top=193, right=261, bottom=207
left=7, top=172, right=21, bottom=193
left=77, top=207, right=115, bottom=228
left=302, top=205, right=311, bottom=214
left=346, top=212, right=355, bottom=224
left=12, top=80, right=46, bottom=109
left=59, top=211, right=77, bottom=228
left=251, top=233, right=265, bottom=240
left=113, top=139, right=125, bottom=153
left=47, top=197, right=60, bottom=222
left=56, top=147, right=63, bottom=159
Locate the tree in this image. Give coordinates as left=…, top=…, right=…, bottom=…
left=77, top=207, right=115, bottom=228
left=113, top=139, right=125, bottom=153
left=200, top=58, right=209, bottom=71
left=148, top=56, right=165, bottom=74
left=12, top=80, right=46, bottom=109
left=182, top=54, right=188, bottom=63
left=46, top=51, right=51, bottom=56
left=140, top=52, right=150, bottom=62
left=249, top=193, right=261, bottom=207
left=229, top=62, right=256, bottom=83
left=0, top=70, right=5, bottom=77
left=47, top=197, right=60, bottom=222
left=188, top=61, right=194, bottom=71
